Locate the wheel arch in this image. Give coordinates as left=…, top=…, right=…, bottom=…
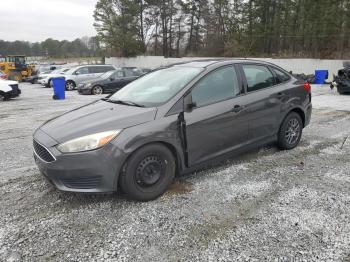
left=280, top=107, right=306, bottom=129
left=116, top=140, right=185, bottom=190
left=289, top=107, right=306, bottom=127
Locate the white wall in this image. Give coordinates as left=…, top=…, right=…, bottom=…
left=106, top=56, right=346, bottom=79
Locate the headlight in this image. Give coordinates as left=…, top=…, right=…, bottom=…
left=57, top=130, right=121, bottom=153
left=85, top=83, right=92, bottom=88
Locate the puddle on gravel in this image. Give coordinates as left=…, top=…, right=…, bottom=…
left=165, top=180, right=193, bottom=196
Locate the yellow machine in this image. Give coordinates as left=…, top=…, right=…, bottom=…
left=0, top=55, right=35, bottom=82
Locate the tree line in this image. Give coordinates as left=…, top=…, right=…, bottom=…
left=0, top=37, right=101, bottom=58
left=94, top=0, right=350, bottom=59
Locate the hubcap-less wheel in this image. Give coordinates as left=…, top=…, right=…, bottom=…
left=136, top=156, right=163, bottom=187
left=120, top=144, right=175, bottom=201
left=66, top=81, right=75, bottom=91
left=92, top=86, right=103, bottom=95
left=285, top=118, right=301, bottom=145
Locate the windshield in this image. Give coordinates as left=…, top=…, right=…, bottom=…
left=100, top=70, right=118, bottom=79
left=108, top=67, right=203, bottom=107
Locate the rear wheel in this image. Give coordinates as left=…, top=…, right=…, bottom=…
left=8, top=72, right=22, bottom=82
left=92, top=85, right=103, bottom=95
left=65, top=81, right=76, bottom=91
left=120, top=144, right=176, bottom=202
left=278, top=112, right=303, bottom=150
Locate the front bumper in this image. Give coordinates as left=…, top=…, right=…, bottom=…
left=33, top=129, right=126, bottom=193
left=78, top=87, right=92, bottom=95
left=9, top=84, right=21, bottom=98
left=38, top=78, right=48, bottom=85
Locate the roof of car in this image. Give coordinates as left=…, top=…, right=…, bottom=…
left=173, top=59, right=277, bottom=68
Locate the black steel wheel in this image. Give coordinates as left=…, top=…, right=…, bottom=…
left=278, top=112, right=303, bottom=150
left=120, top=143, right=175, bottom=201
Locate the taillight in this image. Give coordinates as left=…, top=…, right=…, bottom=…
left=303, top=82, right=311, bottom=93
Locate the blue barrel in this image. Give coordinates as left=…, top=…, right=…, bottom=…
left=314, top=70, right=329, bottom=84
left=52, top=77, right=66, bottom=100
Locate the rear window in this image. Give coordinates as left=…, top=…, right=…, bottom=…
left=242, top=65, right=275, bottom=92
left=271, top=67, right=291, bottom=84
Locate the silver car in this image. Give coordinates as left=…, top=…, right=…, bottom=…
left=64, top=65, right=116, bottom=91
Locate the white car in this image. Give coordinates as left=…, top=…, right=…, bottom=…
left=63, top=65, right=116, bottom=91
left=0, top=79, right=21, bottom=100
left=38, top=68, right=71, bottom=87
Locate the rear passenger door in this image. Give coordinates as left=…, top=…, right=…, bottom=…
left=239, top=64, right=289, bottom=142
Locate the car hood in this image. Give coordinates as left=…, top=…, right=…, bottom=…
left=0, top=79, right=18, bottom=85
left=40, top=100, right=157, bottom=143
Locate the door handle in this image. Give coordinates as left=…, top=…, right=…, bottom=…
left=232, top=105, right=243, bottom=113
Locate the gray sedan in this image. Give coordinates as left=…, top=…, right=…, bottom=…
left=33, top=59, right=312, bottom=201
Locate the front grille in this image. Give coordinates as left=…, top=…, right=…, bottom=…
left=33, top=140, right=56, bottom=163
left=61, top=176, right=102, bottom=189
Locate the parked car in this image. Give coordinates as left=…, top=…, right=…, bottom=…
left=63, top=65, right=116, bottom=91
left=0, top=70, right=7, bottom=80
left=33, top=59, right=312, bottom=201
left=0, top=79, right=21, bottom=100
left=38, top=68, right=71, bottom=87
left=27, top=65, right=61, bottom=84
left=78, top=68, right=144, bottom=95
left=141, top=68, right=152, bottom=74
left=330, top=61, right=350, bottom=94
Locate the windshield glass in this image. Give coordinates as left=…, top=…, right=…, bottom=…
left=108, top=66, right=203, bottom=107
left=100, top=70, right=118, bottom=79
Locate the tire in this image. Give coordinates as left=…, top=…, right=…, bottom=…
left=3, top=93, right=10, bottom=101
left=65, top=81, right=76, bottom=91
left=120, top=143, right=176, bottom=202
left=8, top=72, right=22, bottom=82
left=92, top=85, right=103, bottom=95
left=47, top=79, right=52, bottom=88
left=278, top=112, right=303, bottom=150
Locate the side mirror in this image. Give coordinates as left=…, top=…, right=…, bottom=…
left=75, top=71, right=80, bottom=75
left=184, top=93, right=196, bottom=113
left=110, top=77, right=115, bottom=81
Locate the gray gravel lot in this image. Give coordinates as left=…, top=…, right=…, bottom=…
left=1, top=84, right=350, bottom=261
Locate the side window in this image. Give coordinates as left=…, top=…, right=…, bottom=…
left=75, top=67, right=89, bottom=75
left=124, top=69, right=141, bottom=77
left=112, top=70, right=124, bottom=78
left=271, top=67, right=291, bottom=84
left=191, top=66, right=240, bottom=107
left=100, top=66, right=114, bottom=73
left=242, top=65, right=275, bottom=92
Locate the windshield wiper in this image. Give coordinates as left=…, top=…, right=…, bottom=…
left=102, top=98, right=145, bottom=108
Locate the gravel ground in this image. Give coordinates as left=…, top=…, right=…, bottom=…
left=0, top=84, right=350, bottom=262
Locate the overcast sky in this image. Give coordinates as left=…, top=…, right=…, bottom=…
left=0, top=0, right=97, bottom=42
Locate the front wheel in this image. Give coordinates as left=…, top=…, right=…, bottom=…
left=92, top=85, right=103, bottom=95
left=65, top=81, right=76, bottom=91
left=120, top=144, right=176, bottom=202
left=278, top=112, right=303, bottom=150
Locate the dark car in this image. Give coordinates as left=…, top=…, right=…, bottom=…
left=78, top=68, right=143, bottom=95
left=33, top=60, right=312, bottom=201
left=331, top=61, right=350, bottom=94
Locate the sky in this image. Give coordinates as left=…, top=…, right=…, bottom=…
left=0, top=0, right=97, bottom=42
